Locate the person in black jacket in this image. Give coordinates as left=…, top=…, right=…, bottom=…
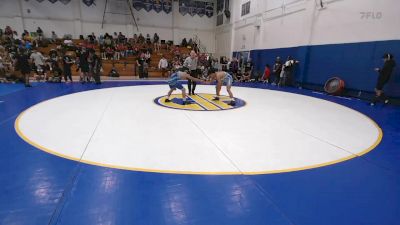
left=62, top=52, right=74, bottom=82
left=79, top=48, right=90, bottom=83
left=15, top=49, right=31, bottom=87
left=371, top=53, right=396, bottom=105
left=273, top=57, right=282, bottom=85
left=89, top=50, right=102, bottom=85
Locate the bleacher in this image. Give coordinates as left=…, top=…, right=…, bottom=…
left=37, top=40, right=192, bottom=78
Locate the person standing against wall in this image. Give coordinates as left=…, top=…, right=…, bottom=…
left=279, top=56, right=299, bottom=87
left=183, top=50, right=199, bottom=95
left=273, top=57, right=282, bottom=85
left=371, top=53, right=396, bottom=106
left=244, top=58, right=253, bottom=79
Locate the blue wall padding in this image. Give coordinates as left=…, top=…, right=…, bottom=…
left=234, top=40, right=400, bottom=97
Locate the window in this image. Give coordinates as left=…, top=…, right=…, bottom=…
left=241, top=1, right=250, bottom=16
left=217, top=14, right=224, bottom=26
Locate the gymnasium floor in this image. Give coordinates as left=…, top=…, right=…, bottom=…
left=0, top=81, right=399, bottom=225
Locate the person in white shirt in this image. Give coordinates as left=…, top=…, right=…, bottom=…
left=30, top=49, right=47, bottom=78
left=158, top=55, right=169, bottom=78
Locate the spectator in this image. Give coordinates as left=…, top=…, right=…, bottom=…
left=181, top=38, right=187, bottom=47
left=153, top=33, right=160, bottom=52
left=98, top=35, right=104, bottom=45
left=244, top=58, right=253, bottom=78
left=172, top=57, right=182, bottom=71
left=104, top=37, right=112, bottom=47
left=261, top=64, right=271, bottom=83
left=15, top=49, right=31, bottom=87
left=158, top=55, right=168, bottom=77
left=22, top=30, right=31, bottom=42
left=144, top=50, right=151, bottom=64
left=279, top=56, right=299, bottom=87
left=36, top=27, right=43, bottom=41
left=146, top=34, right=151, bottom=45
left=30, top=49, right=47, bottom=79
left=89, top=32, right=96, bottom=44
left=138, top=33, right=145, bottom=44
left=88, top=49, right=102, bottom=84
left=188, top=38, right=193, bottom=48
left=62, top=52, right=74, bottom=82
left=118, top=32, right=125, bottom=43
left=78, top=47, right=90, bottom=83
left=25, top=40, right=32, bottom=50
left=105, top=46, right=114, bottom=60
left=273, top=56, right=282, bottom=85
left=0, top=53, right=6, bottom=79
left=229, top=57, right=239, bottom=76
left=136, top=52, right=145, bottom=78
left=5, top=26, right=13, bottom=39
left=51, top=31, right=58, bottom=43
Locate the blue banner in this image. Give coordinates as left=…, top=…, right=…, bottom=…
left=153, top=0, right=163, bottom=13
left=143, top=0, right=153, bottom=12
left=162, top=0, right=172, bottom=14
left=205, top=2, right=214, bottom=18
left=179, top=0, right=189, bottom=16
left=59, top=0, right=71, bottom=4
left=196, top=1, right=205, bottom=17
left=132, top=0, right=144, bottom=11
left=82, top=0, right=95, bottom=7
left=188, top=1, right=197, bottom=17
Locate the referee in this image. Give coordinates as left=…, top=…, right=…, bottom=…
left=183, top=50, right=199, bottom=95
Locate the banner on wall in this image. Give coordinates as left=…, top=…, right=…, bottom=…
left=205, top=2, right=214, bottom=18
left=153, top=0, right=163, bottom=13
left=162, top=0, right=172, bottom=14
left=179, top=0, right=214, bottom=17
left=132, top=0, right=144, bottom=10
left=143, top=0, right=153, bottom=12
left=179, top=0, right=189, bottom=16
left=196, top=1, right=205, bottom=17
left=59, top=0, right=71, bottom=4
left=188, top=1, right=197, bottom=17
left=82, top=0, right=95, bottom=7
left=132, top=0, right=172, bottom=14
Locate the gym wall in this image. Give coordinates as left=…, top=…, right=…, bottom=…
left=223, top=0, right=400, bottom=97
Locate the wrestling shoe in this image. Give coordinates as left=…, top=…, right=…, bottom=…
left=212, top=97, right=220, bottom=101
left=228, top=101, right=236, bottom=106
left=165, top=99, right=171, bottom=103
